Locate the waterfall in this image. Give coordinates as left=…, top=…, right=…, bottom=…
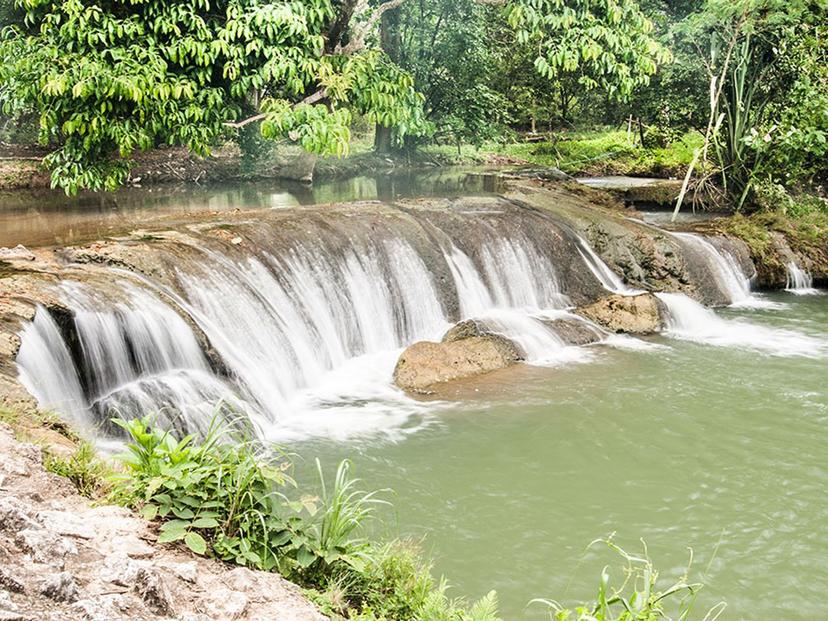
left=441, top=239, right=592, bottom=365
left=656, top=292, right=826, bottom=358
left=785, top=262, right=818, bottom=295
left=673, top=233, right=751, bottom=304
left=575, top=235, right=640, bottom=295
left=17, top=283, right=247, bottom=436
left=17, top=309, right=87, bottom=428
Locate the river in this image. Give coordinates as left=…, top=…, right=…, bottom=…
left=4, top=175, right=827, bottom=620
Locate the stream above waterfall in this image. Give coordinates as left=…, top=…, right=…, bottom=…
left=4, top=177, right=828, bottom=620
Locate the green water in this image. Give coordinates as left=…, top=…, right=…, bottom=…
left=295, top=293, right=828, bottom=620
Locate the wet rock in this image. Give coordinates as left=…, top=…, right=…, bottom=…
left=542, top=317, right=605, bottom=345
left=442, top=319, right=490, bottom=342
left=39, top=572, right=79, bottom=603
left=394, top=335, right=522, bottom=392
left=576, top=293, right=665, bottom=335
left=133, top=566, right=174, bottom=616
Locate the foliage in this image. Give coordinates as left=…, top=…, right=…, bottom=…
left=0, top=0, right=425, bottom=193
left=394, top=0, right=509, bottom=146
left=673, top=0, right=828, bottom=215
left=311, top=541, right=503, bottom=621
left=44, top=441, right=111, bottom=498
left=507, top=0, right=671, bottom=101
left=531, top=537, right=725, bottom=621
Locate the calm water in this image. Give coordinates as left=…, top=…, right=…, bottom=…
left=294, top=293, right=828, bottom=620
left=0, top=169, right=497, bottom=247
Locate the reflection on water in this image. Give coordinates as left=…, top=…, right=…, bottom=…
left=0, top=169, right=501, bottom=248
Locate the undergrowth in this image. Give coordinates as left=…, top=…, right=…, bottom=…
left=113, top=414, right=503, bottom=620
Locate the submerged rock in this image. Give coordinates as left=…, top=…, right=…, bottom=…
left=542, top=317, right=605, bottom=345
left=394, top=333, right=522, bottom=392
left=576, top=293, right=665, bottom=335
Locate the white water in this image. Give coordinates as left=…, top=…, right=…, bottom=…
left=673, top=233, right=751, bottom=303
left=17, top=283, right=245, bottom=435
left=656, top=292, right=826, bottom=358
left=786, top=262, right=820, bottom=295
left=442, top=241, right=593, bottom=366
left=17, top=223, right=825, bottom=441
left=574, top=235, right=644, bottom=295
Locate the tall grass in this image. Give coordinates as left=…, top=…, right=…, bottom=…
left=532, top=537, right=726, bottom=621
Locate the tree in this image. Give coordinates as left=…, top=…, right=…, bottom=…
left=672, top=0, right=828, bottom=216
left=0, top=0, right=669, bottom=193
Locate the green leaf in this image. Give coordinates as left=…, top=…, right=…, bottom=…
left=184, top=531, right=207, bottom=555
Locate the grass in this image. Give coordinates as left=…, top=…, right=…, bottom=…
left=479, top=129, right=702, bottom=177
left=43, top=440, right=112, bottom=498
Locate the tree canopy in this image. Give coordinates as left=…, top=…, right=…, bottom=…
left=0, top=0, right=668, bottom=193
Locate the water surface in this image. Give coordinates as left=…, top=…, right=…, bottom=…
left=294, top=293, right=828, bottom=620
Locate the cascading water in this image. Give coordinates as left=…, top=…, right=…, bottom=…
left=441, top=239, right=596, bottom=365
left=673, top=232, right=752, bottom=304
left=575, top=236, right=638, bottom=295
left=785, top=262, right=819, bottom=295
left=17, top=282, right=246, bottom=436
left=655, top=292, right=826, bottom=357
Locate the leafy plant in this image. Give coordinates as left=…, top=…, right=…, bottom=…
left=531, top=537, right=726, bottom=621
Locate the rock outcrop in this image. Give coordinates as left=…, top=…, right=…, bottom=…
left=394, top=322, right=522, bottom=392
left=575, top=293, right=665, bottom=335
left=0, top=423, right=326, bottom=621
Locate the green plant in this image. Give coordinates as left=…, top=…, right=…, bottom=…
left=113, top=414, right=309, bottom=568
left=310, top=459, right=388, bottom=572
left=531, top=537, right=725, bottom=621
left=44, top=441, right=111, bottom=498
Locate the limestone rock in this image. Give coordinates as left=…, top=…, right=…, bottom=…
left=575, top=293, right=665, bottom=335
left=0, top=568, right=25, bottom=594
left=39, top=572, right=79, bottom=603
left=133, top=566, right=174, bottom=616
left=542, top=317, right=605, bottom=345
left=394, top=334, right=522, bottom=392
left=15, top=528, right=77, bottom=568
left=0, top=246, right=36, bottom=262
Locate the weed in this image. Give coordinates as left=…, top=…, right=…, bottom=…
left=531, top=536, right=725, bottom=621
left=44, top=441, right=111, bottom=498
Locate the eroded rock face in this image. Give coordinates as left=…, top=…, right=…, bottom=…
left=393, top=334, right=522, bottom=392
left=575, top=293, right=665, bottom=335
left=542, top=317, right=605, bottom=345
left=0, top=422, right=327, bottom=621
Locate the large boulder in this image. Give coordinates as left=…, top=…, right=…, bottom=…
left=575, top=293, right=665, bottom=335
left=393, top=330, right=522, bottom=392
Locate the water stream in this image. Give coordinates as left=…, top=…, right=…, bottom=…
left=6, top=181, right=828, bottom=619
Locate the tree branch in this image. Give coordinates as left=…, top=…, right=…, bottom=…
left=223, top=88, right=328, bottom=129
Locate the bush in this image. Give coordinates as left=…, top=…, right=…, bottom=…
left=113, top=414, right=504, bottom=620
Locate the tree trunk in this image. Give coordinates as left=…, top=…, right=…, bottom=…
left=374, top=7, right=401, bottom=154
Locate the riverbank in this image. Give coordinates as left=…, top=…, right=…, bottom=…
left=0, top=415, right=327, bottom=621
